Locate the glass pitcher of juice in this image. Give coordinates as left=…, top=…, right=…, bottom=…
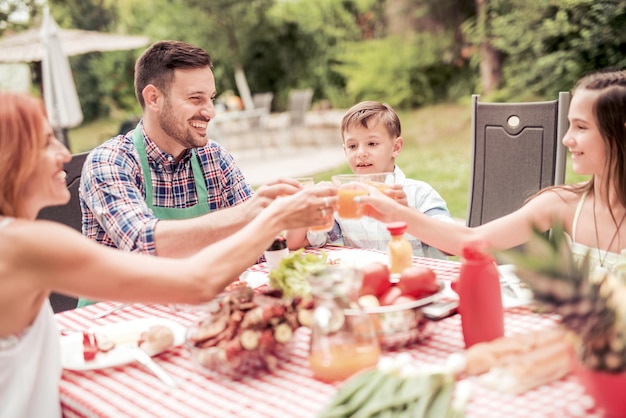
left=307, top=266, right=380, bottom=383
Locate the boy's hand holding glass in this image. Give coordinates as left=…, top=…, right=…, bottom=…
left=385, top=184, right=408, bottom=206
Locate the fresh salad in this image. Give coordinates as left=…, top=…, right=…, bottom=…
left=268, top=249, right=328, bottom=298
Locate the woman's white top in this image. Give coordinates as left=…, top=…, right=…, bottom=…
left=0, top=217, right=62, bottom=418
left=568, top=191, right=622, bottom=273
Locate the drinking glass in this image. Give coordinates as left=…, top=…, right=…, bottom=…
left=362, top=172, right=395, bottom=194
left=295, top=178, right=334, bottom=232
left=294, top=177, right=315, bottom=188
left=310, top=181, right=335, bottom=233
left=309, top=216, right=334, bottom=233
left=331, top=174, right=369, bottom=219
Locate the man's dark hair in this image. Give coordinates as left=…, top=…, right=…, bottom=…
left=134, top=40, right=213, bottom=108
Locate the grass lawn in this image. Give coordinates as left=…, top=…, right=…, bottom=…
left=68, top=115, right=129, bottom=153
left=68, top=103, right=588, bottom=221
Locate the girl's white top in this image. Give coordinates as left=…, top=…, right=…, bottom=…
left=569, top=191, right=623, bottom=273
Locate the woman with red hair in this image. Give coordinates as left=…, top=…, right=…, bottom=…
left=0, top=91, right=336, bottom=417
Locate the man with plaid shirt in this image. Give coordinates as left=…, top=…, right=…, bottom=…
left=80, top=41, right=297, bottom=259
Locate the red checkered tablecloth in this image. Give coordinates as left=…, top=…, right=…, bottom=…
left=56, top=248, right=603, bottom=418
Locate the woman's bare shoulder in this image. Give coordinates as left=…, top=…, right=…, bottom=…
left=523, top=185, right=585, bottom=230
left=0, top=218, right=83, bottom=253
left=532, top=184, right=584, bottom=205
left=1, top=217, right=73, bottom=234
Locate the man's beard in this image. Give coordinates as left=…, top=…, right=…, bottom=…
left=159, top=99, right=206, bottom=149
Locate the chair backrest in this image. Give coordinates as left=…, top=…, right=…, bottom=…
left=252, top=92, right=274, bottom=112
left=466, top=92, right=570, bottom=227
left=37, top=151, right=89, bottom=313
left=287, top=88, right=313, bottom=127
left=250, top=92, right=274, bottom=129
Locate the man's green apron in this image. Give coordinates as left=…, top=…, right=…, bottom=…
left=77, top=126, right=211, bottom=308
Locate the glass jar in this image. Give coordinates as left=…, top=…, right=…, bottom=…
left=307, top=266, right=380, bottom=382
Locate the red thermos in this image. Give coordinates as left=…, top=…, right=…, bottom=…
left=456, top=242, right=504, bottom=348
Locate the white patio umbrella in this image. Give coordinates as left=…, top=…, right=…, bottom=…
left=0, top=9, right=150, bottom=147
left=0, top=14, right=150, bottom=63
left=40, top=8, right=83, bottom=132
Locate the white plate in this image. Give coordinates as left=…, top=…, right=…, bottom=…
left=60, top=318, right=186, bottom=371
left=326, top=248, right=389, bottom=268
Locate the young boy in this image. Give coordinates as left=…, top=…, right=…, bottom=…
left=287, top=101, right=453, bottom=259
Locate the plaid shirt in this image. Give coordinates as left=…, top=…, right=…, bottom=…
left=307, top=166, right=453, bottom=259
left=80, top=126, right=252, bottom=254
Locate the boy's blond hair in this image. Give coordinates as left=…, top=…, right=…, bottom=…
left=341, top=101, right=401, bottom=140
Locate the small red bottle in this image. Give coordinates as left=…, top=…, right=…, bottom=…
left=456, top=241, right=504, bottom=348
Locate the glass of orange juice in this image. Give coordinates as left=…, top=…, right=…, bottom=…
left=331, top=174, right=369, bottom=219
left=362, top=172, right=395, bottom=194
left=307, top=266, right=380, bottom=383
left=309, top=213, right=334, bottom=233
left=310, top=181, right=335, bottom=233
left=294, top=178, right=335, bottom=232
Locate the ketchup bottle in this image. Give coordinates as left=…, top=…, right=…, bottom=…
left=456, top=241, right=504, bottom=348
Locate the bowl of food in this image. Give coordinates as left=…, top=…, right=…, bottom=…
left=266, top=251, right=444, bottom=350
left=348, top=262, right=443, bottom=350
left=185, top=286, right=310, bottom=379
left=349, top=287, right=441, bottom=350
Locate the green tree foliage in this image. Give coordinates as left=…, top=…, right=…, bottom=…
left=0, top=0, right=38, bottom=35
left=8, top=0, right=626, bottom=121
left=335, top=32, right=475, bottom=109
left=49, top=0, right=140, bottom=121
left=468, top=0, right=626, bottom=100
left=252, top=0, right=360, bottom=110
left=179, top=0, right=275, bottom=109
left=334, top=0, right=475, bottom=109
left=126, top=0, right=361, bottom=111
left=117, top=0, right=276, bottom=109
